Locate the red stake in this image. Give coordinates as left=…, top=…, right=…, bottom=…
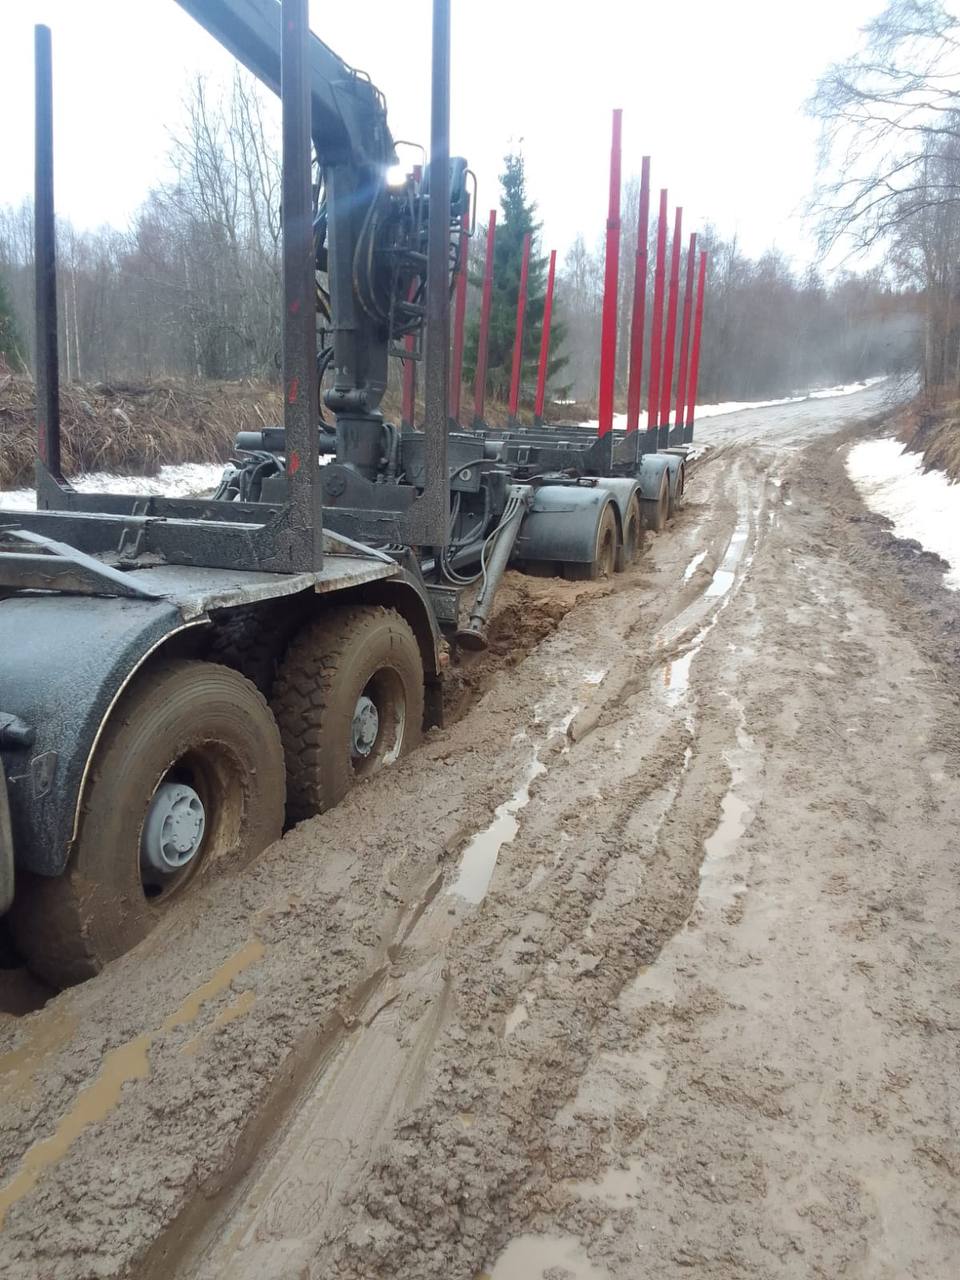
left=597, top=108, right=623, bottom=441
left=473, top=209, right=497, bottom=426
left=658, top=205, right=683, bottom=432
left=646, top=189, right=668, bottom=431
left=449, top=208, right=470, bottom=425
left=685, top=250, right=708, bottom=429
left=625, top=155, right=651, bottom=432
left=674, top=232, right=697, bottom=429
left=534, top=248, right=557, bottom=424
left=508, top=231, right=532, bottom=421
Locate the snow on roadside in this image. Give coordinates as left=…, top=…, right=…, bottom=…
left=580, top=376, right=887, bottom=432
left=0, top=461, right=228, bottom=512
left=847, top=437, right=960, bottom=591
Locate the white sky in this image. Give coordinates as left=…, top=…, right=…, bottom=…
left=1, top=0, right=881, bottom=267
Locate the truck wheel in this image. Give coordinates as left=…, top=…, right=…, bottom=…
left=617, top=494, right=644, bottom=570
left=564, top=503, right=618, bottom=581
left=11, top=661, right=285, bottom=988
left=643, top=472, right=670, bottom=533
left=668, top=463, right=685, bottom=518
left=271, top=606, right=424, bottom=823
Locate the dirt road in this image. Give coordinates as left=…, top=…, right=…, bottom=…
left=2, top=381, right=959, bottom=1280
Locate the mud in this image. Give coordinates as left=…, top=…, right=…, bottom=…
left=2, top=379, right=959, bottom=1279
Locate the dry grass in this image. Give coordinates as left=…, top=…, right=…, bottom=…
left=0, top=373, right=592, bottom=491
left=0, top=375, right=283, bottom=489
left=898, top=392, right=960, bottom=483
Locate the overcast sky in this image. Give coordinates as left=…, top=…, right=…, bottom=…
left=2, top=0, right=881, bottom=268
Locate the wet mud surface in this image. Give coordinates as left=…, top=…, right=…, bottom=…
left=2, top=381, right=959, bottom=1279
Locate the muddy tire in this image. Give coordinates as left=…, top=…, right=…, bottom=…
left=642, top=471, right=670, bottom=533
left=564, top=503, right=619, bottom=581
left=11, top=661, right=285, bottom=988
left=271, top=606, right=424, bottom=823
left=667, top=463, right=685, bottom=519
left=616, top=493, right=644, bottom=570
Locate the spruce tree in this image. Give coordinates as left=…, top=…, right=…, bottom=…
left=0, top=274, right=24, bottom=372
left=464, top=152, right=567, bottom=412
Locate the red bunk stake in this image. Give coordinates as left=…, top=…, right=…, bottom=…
left=473, top=209, right=497, bottom=426
left=508, top=231, right=532, bottom=422
left=534, top=248, right=557, bottom=424
left=685, top=250, right=708, bottom=434
left=646, top=188, right=668, bottom=432
left=658, top=205, right=683, bottom=440
left=674, top=232, right=697, bottom=430
left=449, top=208, right=470, bottom=426
left=597, top=108, right=623, bottom=447
left=625, top=155, right=651, bottom=433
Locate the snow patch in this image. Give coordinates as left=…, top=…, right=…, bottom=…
left=580, top=376, right=887, bottom=433
left=846, top=437, right=960, bottom=590
left=0, top=462, right=228, bottom=512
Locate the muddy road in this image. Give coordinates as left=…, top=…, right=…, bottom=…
left=2, top=380, right=959, bottom=1280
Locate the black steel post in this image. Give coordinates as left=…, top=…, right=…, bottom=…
left=34, top=25, right=64, bottom=487
left=419, top=0, right=451, bottom=541
left=280, top=0, right=323, bottom=568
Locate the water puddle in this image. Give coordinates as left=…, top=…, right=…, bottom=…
left=0, top=940, right=264, bottom=1226
left=481, top=1232, right=611, bottom=1280
left=449, top=709, right=579, bottom=905
left=847, top=437, right=960, bottom=589
left=683, top=549, right=707, bottom=581
left=449, top=755, right=547, bottom=904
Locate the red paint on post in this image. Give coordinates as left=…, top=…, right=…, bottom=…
left=508, top=231, right=532, bottom=420
left=449, top=210, right=470, bottom=425
left=674, top=232, right=697, bottom=428
left=625, top=155, right=651, bottom=432
left=287, top=376, right=299, bottom=404
left=646, top=189, right=669, bottom=431
left=597, top=108, right=623, bottom=439
left=659, top=206, right=683, bottom=429
left=534, top=248, right=557, bottom=423
left=288, top=450, right=301, bottom=475
left=473, top=209, right=497, bottom=425
left=685, top=250, right=708, bottom=428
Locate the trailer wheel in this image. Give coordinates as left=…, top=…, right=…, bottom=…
left=271, top=606, right=424, bottom=823
left=564, top=502, right=618, bottom=581
left=617, top=494, right=644, bottom=570
left=667, top=463, right=685, bottom=518
left=643, top=472, right=670, bottom=533
left=12, top=661, right=284, bottom=987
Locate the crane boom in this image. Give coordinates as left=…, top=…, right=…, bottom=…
left=173, top=0, right=395, bottom=165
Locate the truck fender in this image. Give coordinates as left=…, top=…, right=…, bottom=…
left=512, top=483, right=618, bottom=566
left=0, top=595, right=196, bottom=878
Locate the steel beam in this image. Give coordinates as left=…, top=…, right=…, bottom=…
left=673, top=232, right=697, bottom=432
left=508, top=231, right=532, bottom=423
left=646, top=189, right=668, bottom=436
left=684, top=249, right=708, bottom=441
left=280, top=0, right=323, bottom=569
left=658, top=205, right=683, bottom=447
left=625, top=155, right=651, bottom=433
left=449, top=208, right=470, bottom=426
left=533, top=248, right=557, bottom=425
left=597, top=108, right=623, bottom=472
left=473, top=209, right=497, bottom=427
left=33, top=25, right=64, bottom=488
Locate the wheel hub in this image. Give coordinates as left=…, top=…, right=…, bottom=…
left=141, top=781, right=206, bottom=876
left=351, top=694, right=380, bottom=758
